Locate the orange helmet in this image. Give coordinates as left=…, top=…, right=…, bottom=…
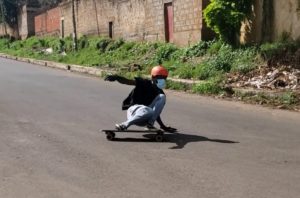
left=151, top=65, right=168, bottom=78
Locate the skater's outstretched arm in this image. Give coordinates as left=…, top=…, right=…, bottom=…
left=105, top=75, right=136, bottom=86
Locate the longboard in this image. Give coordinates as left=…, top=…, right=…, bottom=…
left=101, top=129, right=164, bottom=142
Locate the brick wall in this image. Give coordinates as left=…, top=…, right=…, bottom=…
left=58, top=0, right=212, bottom=46
left=46, top=8, right=61, bottom=34
left=35, top=14, right=46, bottom=35
left=34, top=7, right=61, bottom=36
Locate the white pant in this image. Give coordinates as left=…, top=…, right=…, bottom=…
left=121, top=94, right=166, bottom=128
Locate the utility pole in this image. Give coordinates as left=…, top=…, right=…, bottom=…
left=72, top=0, right=78, bottom=51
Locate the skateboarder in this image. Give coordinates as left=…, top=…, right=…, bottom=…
left=105, top=65, right=177, bottom=132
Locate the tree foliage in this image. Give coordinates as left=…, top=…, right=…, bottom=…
left=204, top=0, right=253, bottom=45
left=0, top=0, right=22, bottom=26
left=37, top=0, right=62, bottom=8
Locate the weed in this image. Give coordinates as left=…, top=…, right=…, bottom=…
left=106, top=38, right=125, bottom=51
left=166, top=80, right=192, bottom=91
left=96, top=37, right=112, bottom=52
left=185, top=40, right=210, bottom=57
left=192, top=76, right=223, bottom=94
left=0, top=38, right=11, bottom=49
left=231, top=48, right=258, bottom=74
left=279, top=92, right=299, bottom=105
left=154, top=43, right=178, bottom=64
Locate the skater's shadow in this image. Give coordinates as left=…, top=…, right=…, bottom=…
left=161, top=133, right=239, bottom=149
left=113, top=132, right=239, bottom=149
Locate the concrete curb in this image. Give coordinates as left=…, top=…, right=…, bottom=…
left=0, top=53, right=108, bottom=77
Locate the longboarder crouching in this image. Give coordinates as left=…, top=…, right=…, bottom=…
left=105, top=65, right=177, bottom=132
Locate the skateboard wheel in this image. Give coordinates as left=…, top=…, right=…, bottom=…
left=106, top=132, right=115, bottom=141
left=155, top=134, right=163, bottom=142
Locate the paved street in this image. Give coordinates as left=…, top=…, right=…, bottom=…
left=0, top=57, right=300, bottom=198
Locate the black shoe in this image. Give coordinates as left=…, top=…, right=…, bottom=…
left=115, top=123, right=127, bottom=131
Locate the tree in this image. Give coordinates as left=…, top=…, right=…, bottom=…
left=204, top=0, right=253, bottom=45
left=37, top=0, right=62, bottom=8
left=0, top=0, right=22, bottom=27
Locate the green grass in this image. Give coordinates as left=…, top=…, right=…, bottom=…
left=0, top=36, right=262, bottom=78
left=192, top=75, right=224, bottom=95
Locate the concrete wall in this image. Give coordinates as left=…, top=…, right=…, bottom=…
left=0, top=23, right=19, bottom=38
left=242, top=0, right=300, bottom=43
left=273, top=0, right=300, bottom=40
left=58, top=0, right=212, bottom=46
left=17, top=5, right=39, bottom=39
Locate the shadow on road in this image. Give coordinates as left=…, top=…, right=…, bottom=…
left=112, top=132, right=239, bottom=149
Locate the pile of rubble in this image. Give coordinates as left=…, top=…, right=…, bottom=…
left=227, top=66, right=300, bottom=90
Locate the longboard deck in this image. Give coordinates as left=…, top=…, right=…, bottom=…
left=102, top=129, right=165, bottom=141
left=102, top=129, right=163, bottom=133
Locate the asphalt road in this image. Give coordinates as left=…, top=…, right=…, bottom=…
left=0, top=57, right=300, bottom=198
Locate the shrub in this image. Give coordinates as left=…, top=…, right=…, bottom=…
left=96, top=38, right=112, bottom=52
left=106, top=38, right=125, bottom=51
left=154, top=43, right=179, bottom=64
left=173, top=64, right=196, bottom=79
left=43, top=37, right=63, bottom=52
left=192, top=78, right=223, bottom=94
left=185, top=41, right=210, bottom=57
left=279, top=92, right=299, bottom=105
left=194, top=62, right=220, bottom=80
left=23, top=37, right=43, bottom=49
left=122, top=42, right=136, bottom=51
left=207, top=39, right=224, bottom=54
left=9, top=40, right=23, bottom=50
left=260, top=41, right=298, bottom=60
left=205, top=44, right=234, bottom=72
left=78, top=35, right=89, bottom=49
left=0, top=38, right=10, bottom=49
left=231, top=48, right=257, bottom=74
left=61, top=36, right=74, bottom=52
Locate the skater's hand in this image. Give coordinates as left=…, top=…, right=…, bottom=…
left=161, top=126, right=177, bottom=133
left=105, top=75, right=119, bottom=82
